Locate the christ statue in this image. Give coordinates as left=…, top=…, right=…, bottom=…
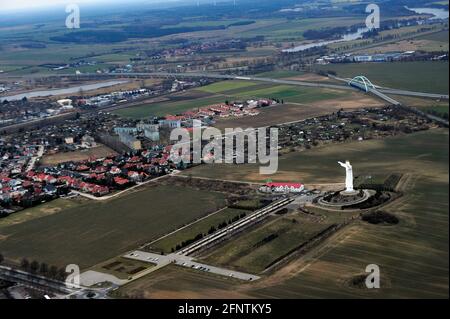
left=338, top=160, right=354, bottom=192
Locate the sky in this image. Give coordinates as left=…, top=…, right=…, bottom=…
left=0, top=0, right=182, bottom=12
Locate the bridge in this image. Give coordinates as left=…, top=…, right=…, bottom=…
left=348, top=75, right=376, bottom=92
left=344, top=75, right=448, bottom=126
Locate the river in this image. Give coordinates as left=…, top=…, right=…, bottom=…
left=407, top=7, right=449, bottom=20
left=282, top=27, right=369, bottom=53
left=283, top=6, right=448, bottom=53
left=0, top=80, right=128, bottom=102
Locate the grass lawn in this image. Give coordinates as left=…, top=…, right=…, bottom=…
left=0, top=185, right=226, bottom=269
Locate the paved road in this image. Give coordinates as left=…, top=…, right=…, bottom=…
left=368, top=88, right=401, bottom=105
left=25, top=145, right=44, bottom=172
left=123, top=250, right=259, bottom=281
left=72, top=171, right=179, bottom=201
left=378, top=88, right=449, bottom=100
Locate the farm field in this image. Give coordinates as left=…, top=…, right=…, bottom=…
left=213, top=93, right=383, bottom=130
left=393, top=95, right=449, bottom=108
left=0, top=198, right=83, bottom=228
left=417, top=104, right=449, bottom=119
left=147, top=207, right=249, bottom=255
left=356, top=30, right=449, bottom=53
left=112, top=94, right=226, bottom=119
left=314, top=61, right=449, bottom=94
left=40, top=145, right=117, bottom=166
left=118, top=129, right=449, bottom=298
left=183, top=129, right=449, bottom=185
left=196, top=80, right=261, bottom=93
left=0, top=185, right=226, bottom=269
left=251, top=157, right=448, bottom=298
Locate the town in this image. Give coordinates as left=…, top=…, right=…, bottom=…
left=0, top=102, right=435, bottom=218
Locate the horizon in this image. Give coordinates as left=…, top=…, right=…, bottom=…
left=0, top=0, right=188, bottom=13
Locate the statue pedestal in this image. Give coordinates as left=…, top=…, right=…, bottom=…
left=340, top=190, right=359, bottom=196
left=316, top=189, right=371, bottom=209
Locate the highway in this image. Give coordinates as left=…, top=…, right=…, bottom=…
left=367, top=88, right=401, bottom=105
left=378, top=88, right=449, bottom=100
left=2, top=71, right=447, bottom=101
left=329, top=74, right=449, bottom=100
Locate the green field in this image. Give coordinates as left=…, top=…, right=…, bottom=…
left=0, top=185, right=225, bottom=269
left=196, top=80, right=260, bottom=93
left=147, top=207, right=249, bottom=254
left=416, top=30, right=449, bottom=43
left=113, top=95, right=226, bottom=118
left=229, top=84, right=346, bottom=103
left=118, top=129, right=449, bottom=298
left=315, top=61, right=449, bottom=94
left=417, top=104, right=449, bottom=119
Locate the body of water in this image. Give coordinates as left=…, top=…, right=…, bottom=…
left=407, top=7, right=449, bottom=20
left=0, top=80, right=128, bottom=102
left=282, top=27, right=369, bottom=53
left=283, top=6, right=448, bottom=53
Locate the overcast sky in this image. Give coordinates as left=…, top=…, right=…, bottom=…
left=1, top=0, right=184, bottom=12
